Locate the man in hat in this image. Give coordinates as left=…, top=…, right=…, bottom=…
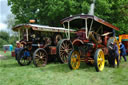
left=15, top=41, right=22, bottom=60
left=120, top=42, right=127, bottom=62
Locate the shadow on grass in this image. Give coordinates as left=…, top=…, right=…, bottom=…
left=78, top=62, right=95, bottom=72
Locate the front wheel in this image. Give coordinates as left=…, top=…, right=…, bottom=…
left=33, top=48, right=48, bottom=67
left=94, top=49, right=105, bottom=72
left=17, top=48, right=32, bottom=66
left=68, top=50, right=80, bottom=70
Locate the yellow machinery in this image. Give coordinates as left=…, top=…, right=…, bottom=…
left=119, top=34, right=128, bottom=54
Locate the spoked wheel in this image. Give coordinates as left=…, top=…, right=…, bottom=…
left=107, top=37, right=120, bottom=67
left=94, top=49, right=105, bottom=72
left=68, top=50, right=80, bottom=70
left=57, top=39, right=73, bottom=63
left=17, top=48, right=32, bottom=66
left=33, top=48, right=48, bottom=67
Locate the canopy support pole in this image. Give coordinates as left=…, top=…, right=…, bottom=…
left=26, top=29, right=28, bottom=41
left=18, top=29, right=20, bottom=41
left=85, top=18, right=88, bottom=39
left=68, top=21, right=70, bottom=40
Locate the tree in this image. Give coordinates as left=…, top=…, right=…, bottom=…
left=0, top=31, right=9, bottom=48
left=110, top=0, right=128, bottom=34
left=8, top=0, right=128, bottom=34
left=8, top=0, right=91, bottom=26
left=0, top=31, right=9, bottom=41
left=5, top=14, right=17, bottom=29
left=0, top=31, right=18, bottom=48
left=95, top=0, right=128, bottom=34
left=0, top=38, right=8, bottom=48
left=8, top=35, right=18, bottom=47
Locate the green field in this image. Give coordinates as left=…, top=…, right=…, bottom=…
left=0, top=51, right=128, bottom=85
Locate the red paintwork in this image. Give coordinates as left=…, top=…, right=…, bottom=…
left=104, top=35, right=109, bottom=46
left=97, top=44, right=104, bottom=48
left=76, top=30, right=86, bottom=40
left=102, top=47, right=109, bottom=55
left=49, top=46, right=56, bottom=55
left=84, top=56, right=94, bottom=63
left=11, top=51, right=15, bottom=57
left=72, top=39, right=84, bottom=46
left=126, top=50, right=128, bottom=53
left=84, top=57, right=89, bottom=62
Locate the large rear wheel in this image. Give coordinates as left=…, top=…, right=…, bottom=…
left=68, top=50, right=80, bottom=70
left=94, top=49, right=105, bottom=72
left=57, top=39, right=73, bottom=63
left=33, top=48, right=48, bottom=67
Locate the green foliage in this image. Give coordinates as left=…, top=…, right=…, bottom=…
left=8, top=0, right=90, bottom=26
left=8, top=36, right=18, bottom=48
left=8, top=0, right=128, bottom=34
left=0, top=31, right=9, bottom=41
left=0, top=31, right=18, bottom=49
left=0, top=38, right=8, bottom=48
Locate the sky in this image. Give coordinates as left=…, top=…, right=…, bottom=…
left=0, top=0, right=12, bottom=31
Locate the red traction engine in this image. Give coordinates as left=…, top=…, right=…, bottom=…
left=60, top=14, right=120, bottom=72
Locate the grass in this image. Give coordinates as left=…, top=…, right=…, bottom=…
left=0, top=51, right=128, bottom=85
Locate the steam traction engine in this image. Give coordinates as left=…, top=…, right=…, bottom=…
left=60, top=14, right=120, bottom=72
left=12, top=24, right=75, bottom=67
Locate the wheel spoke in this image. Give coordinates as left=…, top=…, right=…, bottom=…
left=60, top=51, right=64, bottom=56
left=60, top=49, right=65, bottom=52
left=62, top=42, right=66, bottom=48
left=67, top=48, right=72, bottom=51
left=36, top=54, right=39, bottom=57
left=66, top=43, right=70, bottom=49
left=39, top=51, right=42, bottom=56
left=65, top=41, right=68, bottom=48
left=61, top=45, right=65, bottom=50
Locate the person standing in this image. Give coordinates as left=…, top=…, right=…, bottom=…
left=120, top=43, right=127, bottom=62
left=108, top=42, right=119, bottom=67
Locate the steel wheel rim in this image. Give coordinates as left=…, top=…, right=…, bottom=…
left=71, top=51, right=80, bottom=70
left=97, top=50, right=105, bottom=71
left=34, top=50, right=47, bottom=67
left=59, top=40, right=73, bottom=63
